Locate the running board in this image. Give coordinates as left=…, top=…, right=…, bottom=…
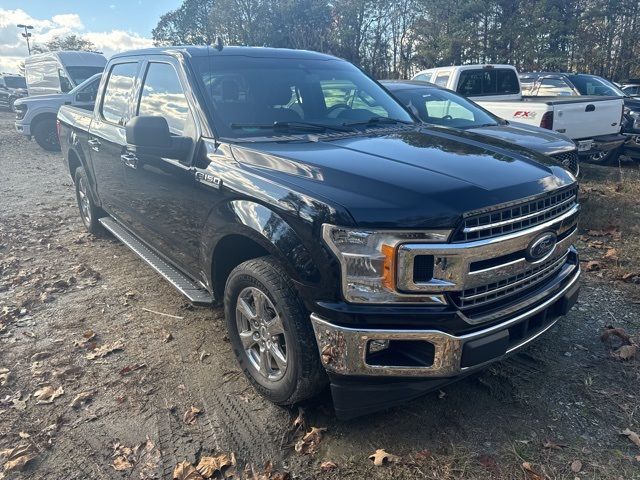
left=99, top=217, right=214, bottom=306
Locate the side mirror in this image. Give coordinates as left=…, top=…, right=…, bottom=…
left=75, top=91, right=95, bottom=102
left=125, top=116, right=192, bottom=161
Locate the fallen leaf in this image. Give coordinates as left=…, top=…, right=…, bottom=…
left=415, top=449, right=432, bottom=460
left=438, top=390, right=446, bottom=399
left=369, top=449, right=400, bottom=466
left=138, top=438, right=162, bottom=480
left=320, top=460, right=337, bottom=471
left=585, top=260, right=601, bottom=272
left=622, top=428, right=640, bottom=449
left=30, top=351, right=51, bottom=362
left=0, top=444, right=36, bottom=473
left=18, top=432, right=29, bottom=439
left=477, top=454, right=498, bottom=474
left=70, top=391, right=94, bottom=409
left=612, top=344, right=637, bottom=361
left=292, top=407, right=305, bottom=430
left=604, top=248, right=619, bottom=261
left=33, top=385, right=64, bottom=404
left=295, top=427, right=327, bottom=455
left=543, top=440, right=564, bottom=450
left=601, top=326, right=632, bottom=345
left=173, top=461, right=203, bottom=480
left=164, top=331, right=173, bottom=343
left=113, top=456, right=133, bottom=471
left=86, top=341, right=124, bottom=360
left=521, top=461, right=544, bottom=480
left=570, top=459, right=582, bottom=473
left=183, top=406, right=201, bottom=425
left=0, top=369, right=9, bottom=387
left=196, top=453, right=236, bottom=478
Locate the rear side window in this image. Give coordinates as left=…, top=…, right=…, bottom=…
left=434, top=71, right=451, bottom=87
left=138, top=62, right=191, bottom=134
left=457, top=69, right=519, bottom=96
left=101, top=62, right=138, bottom=125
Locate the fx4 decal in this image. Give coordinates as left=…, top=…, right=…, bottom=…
left=513, top=111, right=537, bottom=119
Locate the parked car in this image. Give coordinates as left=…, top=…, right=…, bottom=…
left=25, top=51, right=106, bottom=96
left=412, top=65, right=625, bottom=164
left=58, top=46, right=580, bottom=419
left=0, top=74, right=28, bottom=111
left=382, top=80, right=579, bottom=175
left=520, top=72, right=640, bottom=161
left=14, top=73, right=101, bottom=151
left=620, top=81, right=640, bottom=97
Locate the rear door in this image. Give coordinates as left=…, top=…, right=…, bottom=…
left=88, top=61, right=140, bottom=219
left=122, top=57, right=202, bottom=275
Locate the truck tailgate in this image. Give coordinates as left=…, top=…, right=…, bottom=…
left=549, top=96, right=623, bottom=139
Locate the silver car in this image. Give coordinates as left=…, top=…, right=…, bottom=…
left=382, top=80, right=579, bottom=175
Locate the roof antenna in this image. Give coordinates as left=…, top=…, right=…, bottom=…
left=215, top=36, right=223, bottom=51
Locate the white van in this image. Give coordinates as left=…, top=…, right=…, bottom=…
left=24, top=51, right=106, bottom=96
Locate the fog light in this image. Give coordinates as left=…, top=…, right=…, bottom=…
left=368, top=339, right=390, bottom=354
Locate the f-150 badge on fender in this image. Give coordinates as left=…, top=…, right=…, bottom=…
left=195, top=171, right=221, bottom=189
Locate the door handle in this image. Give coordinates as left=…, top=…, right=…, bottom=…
left=585, top=104, right=595, bottom=112
left=87, top=138, right=101, bottom=151
left=120, top=152, right=138, bottom=169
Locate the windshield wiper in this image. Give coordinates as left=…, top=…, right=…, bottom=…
left=231, top=121, right=354, bottom=133
left=342, top=116, right=415, bottom=128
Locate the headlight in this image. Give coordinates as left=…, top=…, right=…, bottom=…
left=322, top=224, right=449, bottom=303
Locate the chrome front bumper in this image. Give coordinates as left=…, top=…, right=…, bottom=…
left=311, top=263, right=580, bottom=378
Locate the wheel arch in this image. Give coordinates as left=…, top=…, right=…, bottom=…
left=207, top=200, right=321, bottom=301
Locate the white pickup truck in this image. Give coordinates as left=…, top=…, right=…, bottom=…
left=412, top=64, right=626, bottom=160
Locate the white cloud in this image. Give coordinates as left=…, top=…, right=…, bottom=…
left=0, top=8, right=152, bottom=73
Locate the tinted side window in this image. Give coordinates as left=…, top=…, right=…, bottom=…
left=101, top=62, right=138, bottom=125
left=138, top=62, right=191, bottom=134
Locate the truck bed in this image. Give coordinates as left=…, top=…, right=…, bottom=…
left=521, top=95, right=622, bottom=105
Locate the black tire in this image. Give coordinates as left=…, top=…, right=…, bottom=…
left=224, top=256, right=327, bottom=405
left=8, top=97, right=16, bottom=113
left=74, top=167, right=106, bottom=236
left=586, top=146, right=622, bottom=166
left=32, top=118, right=61, bottom=152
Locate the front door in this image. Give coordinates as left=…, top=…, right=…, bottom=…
left=121, top=59, right=202, bottom=278
left=88, top=61, right=139, bottom=220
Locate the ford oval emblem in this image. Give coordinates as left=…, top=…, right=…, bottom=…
left=526, top=232, right=557, bottom=262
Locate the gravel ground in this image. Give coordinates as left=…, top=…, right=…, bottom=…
left=1, top=109, right=639, bottom=479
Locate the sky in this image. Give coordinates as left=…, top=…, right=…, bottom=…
left=0, top=0, right=182, bottom=73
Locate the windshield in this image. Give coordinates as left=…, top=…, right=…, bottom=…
left=192, top=55, right=414, bottom=138
left=567, top=75, right=625, bottom=97
left=4, top=76, right=26, bottom=89
left=389, top=86, right=499, bottom=129
left=66, top=66, right=104, bottom=86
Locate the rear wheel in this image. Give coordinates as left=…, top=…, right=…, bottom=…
left=74, top=167, right=106, bottom=236
left=587, top=146, right=622, bottom=166
left=32, top=118, right=60, bottom=152
left=224, top=257, right=327, bottom=405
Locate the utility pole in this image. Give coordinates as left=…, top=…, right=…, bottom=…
left=17, top=24, right=34, bottom=55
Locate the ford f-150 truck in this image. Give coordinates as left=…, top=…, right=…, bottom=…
left=58, top=47, right=581, bottom=419
left=412, top=65, right=625, bottom=161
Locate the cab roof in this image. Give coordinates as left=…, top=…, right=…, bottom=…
left=111, top=46, right=341, bottom=61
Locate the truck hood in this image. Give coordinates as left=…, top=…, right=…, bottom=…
left=230, top=126, right=575, bottom=229
left=15, top=93, right=69, bottom=106
left=466, top=121, right=575, bottom=156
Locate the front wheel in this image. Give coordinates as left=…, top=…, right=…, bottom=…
left=224, top=257, right=327, bottom=405
left=32, top=118, right=61, bottom=152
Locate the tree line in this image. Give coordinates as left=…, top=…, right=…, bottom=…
left=151, top=0, right=640, bottom=81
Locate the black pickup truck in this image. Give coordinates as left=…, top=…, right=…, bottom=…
left=57, top=46, right=581, bottom=419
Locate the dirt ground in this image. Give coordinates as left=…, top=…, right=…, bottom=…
left=1, top=109, right=639, bottom=480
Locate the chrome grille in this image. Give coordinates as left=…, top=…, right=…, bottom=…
left=453, top=186, right=578, bottom=243
left=551, top=150, right=579, bottom=175
left=453, top=252, right=569, bottom=309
